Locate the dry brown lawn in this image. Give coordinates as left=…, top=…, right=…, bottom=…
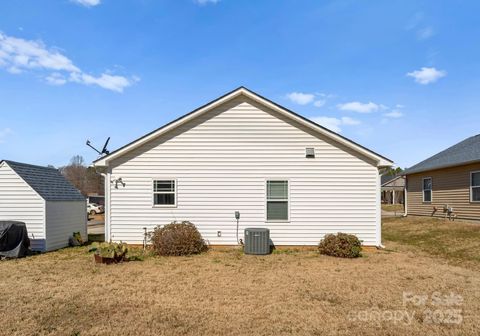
left=382, top=204, right=405, bottom=212
left=1, top=217, right=480, bottom=336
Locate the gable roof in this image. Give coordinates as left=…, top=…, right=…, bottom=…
left=1, top=160, right=85, bottom=201
left=381, top=174, right=405, bottom=187
left=94, top=87, right=393, bottom=167
left=381, top=173, right=402, bottom=186
left=404, top=134, right=480, bottom=175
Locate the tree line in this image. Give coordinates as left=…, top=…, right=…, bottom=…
left=60, top=155, right=104, bottom=196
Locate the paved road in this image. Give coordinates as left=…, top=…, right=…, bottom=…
left=87, top=220, right=104, bottom=235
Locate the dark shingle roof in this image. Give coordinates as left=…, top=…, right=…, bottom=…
left=2, top=160, right=85, bottom=201
left=404, top=134, right=480, bottom=175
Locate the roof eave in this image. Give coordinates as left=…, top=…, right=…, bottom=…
left=404, top=159, right=480, bottom=175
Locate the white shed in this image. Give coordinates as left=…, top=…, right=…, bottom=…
left=94, top=87, right=393, bottom=247
left=0, top=160, right=87, bottom=252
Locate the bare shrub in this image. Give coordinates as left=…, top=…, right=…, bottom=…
left=318, top=233, right=362, bottom=258
left=150, top=221, right=208, bottom=256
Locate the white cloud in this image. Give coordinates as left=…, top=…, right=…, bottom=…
left=0, top=128, right=13, bottom=144
left=45, top=72, right=67, bottom=85
left=341, top=116, right=361, bottom=125
left=71, top=0, right=101, bottom=7
left=337, top=101, right=379, bottom=113
left=417, top=26, right=434, bottom=40
left=384, top=110, right=404, bottom=118
left=313, top=99, right=326, bottom=107
left=309, top=116, right=360, bottom=133
left=70, top=72, right=135, bottom=93
left=194, top=0, right=220, bottom=4
left=407, top=67, right=446, bottom=84
left=286, top=92, right=315, bottom=105
left=311, top=117, right=342, bottom=132
left=0, top=32, right=79, bottom=73
left=0, top=32, right=136, bottom=92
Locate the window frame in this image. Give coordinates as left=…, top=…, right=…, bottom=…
left=470, top=171, right=480, bottom=203
left=265, top=179, right=290, bottom=222
left=422, top=177, right=432, bottom=203
left=152, top=178, right=177, bottom=208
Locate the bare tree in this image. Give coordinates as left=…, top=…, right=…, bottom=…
left=61, top=155, right=103, bottom=196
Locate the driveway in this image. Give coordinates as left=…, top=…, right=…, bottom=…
left=87, top=219, right=104, bottom=235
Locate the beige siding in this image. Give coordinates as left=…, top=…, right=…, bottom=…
left=109, top=97, right=380, bottom=246
left=45, top=201, right=87, bottom=251
left=0, top=162, right=46, bottom=251
left=407, top=162, right=480, bottom=220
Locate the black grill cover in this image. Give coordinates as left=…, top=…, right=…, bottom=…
left=0, top=221, right=31, bottom=258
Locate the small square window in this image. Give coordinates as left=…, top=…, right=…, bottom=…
left=153, top=180, right=176, bottom=206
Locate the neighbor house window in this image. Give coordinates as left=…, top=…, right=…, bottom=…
left=471, top=171, right=480, bottom=202
left=266, top=180, right=289, bottom=221
left=153, top=180, right=176, bottom=206
left=423, top=177, right=432, bottom=203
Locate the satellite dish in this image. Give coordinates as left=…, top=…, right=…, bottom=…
left=86, top=137, right=110, bottom=155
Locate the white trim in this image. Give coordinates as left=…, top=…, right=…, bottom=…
left=375, top=171, right=381, bottom=246
left=105, top=171, right=111, bottom=242
left=265, top=179, right=290, bottom=222
left=152, top=178, right=177, bottom=208
left=93, top=88, right=393, bottom=168
left=422, top=177, right=432, bottom=203
left=404, top=176, right=408, bottom=216
left=470, top=171, right=480, bottom=203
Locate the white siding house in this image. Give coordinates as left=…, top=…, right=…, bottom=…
left=0, top=160, right=87, bottom=252
left=94, top=87, right=392, bottom=246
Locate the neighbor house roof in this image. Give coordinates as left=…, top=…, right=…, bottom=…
left=404, top=134, right=480, bottom=175
left=1, top=160, right=85, bottom=201
left=381, top=173, right=404, bottom=186
left=93, top=87, right=393, bottom=167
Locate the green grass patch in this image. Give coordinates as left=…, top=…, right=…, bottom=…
left=383, top=216, right=480, bottom=264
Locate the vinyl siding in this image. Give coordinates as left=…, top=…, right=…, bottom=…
left=0, top=163, right=46, bottom=251
left=45, top=201, right=87, bottom=251
left=109, top=97, right=380, bottom=246
left=406, top=162, right=480, bottom=220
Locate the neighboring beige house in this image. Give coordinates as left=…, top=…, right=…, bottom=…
left=93, top=87, right=393, bottom=247
left=404, top=134, right=480, bottom=220
left=381, top=174, right=405, bottom=204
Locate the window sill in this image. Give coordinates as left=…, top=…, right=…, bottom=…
left=152, top=205, right=177, bottom=208
left=265, top=220, right=290, bottom=223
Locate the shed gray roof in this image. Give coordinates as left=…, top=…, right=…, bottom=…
left=404, top=134, right=480, bottom=175
left=2, top=160, right=85, bottom=201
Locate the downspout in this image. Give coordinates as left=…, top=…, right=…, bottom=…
left=403, top=175, right=408, bottom=217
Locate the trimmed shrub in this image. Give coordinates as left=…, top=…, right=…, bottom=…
left=150, top=221, right=208, bottom=256
left=318, top=233, right=362, bottom=258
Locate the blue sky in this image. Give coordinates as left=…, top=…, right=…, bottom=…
left=1, top=0, right=480, bottom=168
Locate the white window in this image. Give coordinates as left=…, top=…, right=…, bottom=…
left=471, top=171, right=480, bottom=202
left=153, top=180, right=176, bottom=206
left=423, top=177, right=432, bottom=203
left=266, top=180, right=289, bottom=221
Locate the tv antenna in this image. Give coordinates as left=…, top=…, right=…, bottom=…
left=86, top=137, right=110, bottom=155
